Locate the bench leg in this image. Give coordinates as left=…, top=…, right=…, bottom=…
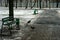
left=1, top=25, right=3, bottom=35
left=16, top=18, right=20, bottom=30
left=9, top=25, right=12, bottom=36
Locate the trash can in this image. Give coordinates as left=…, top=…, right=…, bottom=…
left=34, top=9, right=38, bottom=15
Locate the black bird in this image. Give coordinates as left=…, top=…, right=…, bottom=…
left=31, top=26, right=35, bottom=29
left=27, top=20, right=35, bottom=29
left=27, top=20, right=31, bottom=23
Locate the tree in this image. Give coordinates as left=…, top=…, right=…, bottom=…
left=16, top=0, right=17, bottom=8
left=25, top=0, right=28, bottom=9
left=19, top=0, right=22, bottom=7
left=39, top=0, right=41, bottom=8
left=56, top=0, right=59, bottom=8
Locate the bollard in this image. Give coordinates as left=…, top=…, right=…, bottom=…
left=16, top=18, right=20, bottom=30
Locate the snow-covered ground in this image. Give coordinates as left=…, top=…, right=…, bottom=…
left=0, top=7, right=44, bottom=28
left=0, top=7, right=60, bottom=40
left=0, top=8, right=44, bottom=40
left=0, top=7, right=60, bottom=27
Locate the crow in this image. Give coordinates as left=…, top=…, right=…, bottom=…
left=27, top=20, right=35, bottom=29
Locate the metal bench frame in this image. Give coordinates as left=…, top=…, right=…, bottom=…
left=1, top=17, right=20, bottom=35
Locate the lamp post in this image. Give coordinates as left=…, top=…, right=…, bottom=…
left=9, top=0, right=14, bottom=20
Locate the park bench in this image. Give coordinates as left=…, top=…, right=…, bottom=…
left=1, top=17, right=20, bottom=35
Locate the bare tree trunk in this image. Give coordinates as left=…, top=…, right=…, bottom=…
left=56, top=0, right=59, bottom=8
left=16, top=0, right=17, bottom=8
left=39, top=0, right=41, bottom=9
